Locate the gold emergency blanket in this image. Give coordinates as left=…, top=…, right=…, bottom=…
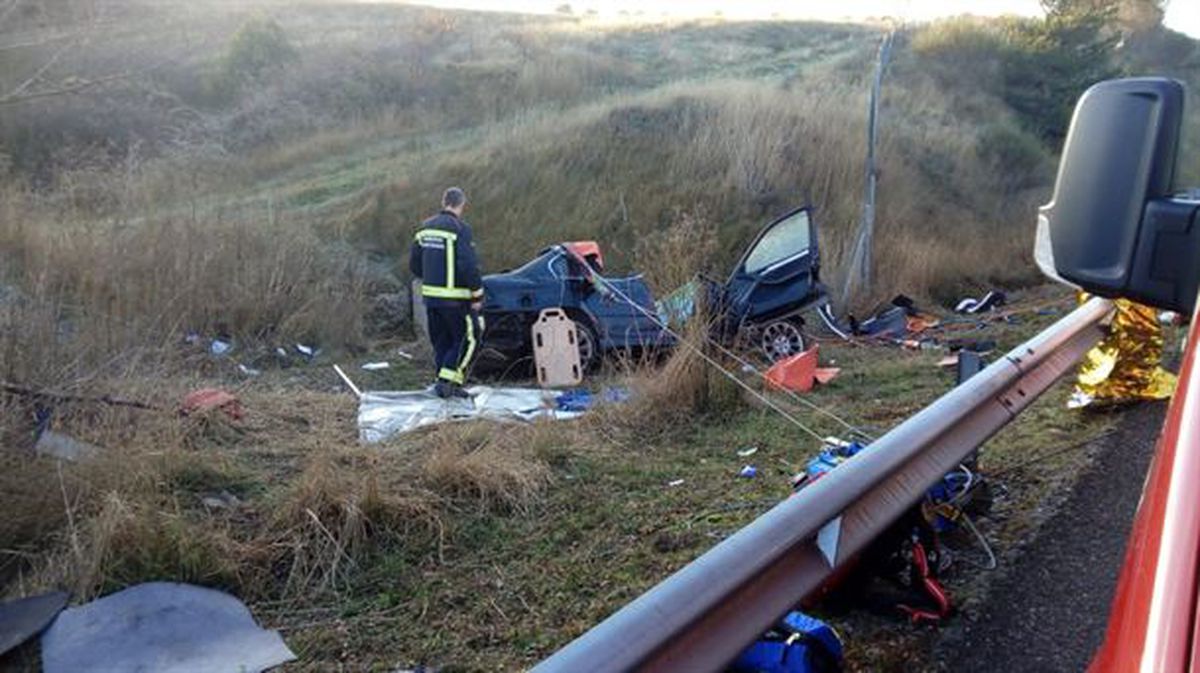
left=1073, top=298, right=1177, bottom=407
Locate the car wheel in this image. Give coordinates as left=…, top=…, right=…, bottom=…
left=572, top=319, right=599, bottom=370
left=761, top=320, right=806, bottom=362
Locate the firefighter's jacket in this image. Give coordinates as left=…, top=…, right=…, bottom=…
left=410, top=210, right=483, bottom=307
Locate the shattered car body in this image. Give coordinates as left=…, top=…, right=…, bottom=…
left=478, top=242, right=673, bottom=367
left=660, top=206, right=832, bottom=361
left=717, top=206, right=828, bottom=359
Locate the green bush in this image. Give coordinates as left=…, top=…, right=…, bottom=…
left=216, top=18, right=298, bottom=93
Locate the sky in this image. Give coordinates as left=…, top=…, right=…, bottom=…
left=401, top=0, right=1200, bottom=37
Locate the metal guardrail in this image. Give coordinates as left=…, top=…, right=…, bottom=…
left=532, top=297, right=1114, bottom=673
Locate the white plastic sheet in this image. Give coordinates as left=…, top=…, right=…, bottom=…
left=42, top=582, right=295, bottom=673
left=358, top=386, right=581, bottom=442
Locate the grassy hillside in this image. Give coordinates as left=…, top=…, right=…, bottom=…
left=2, top=0, right=1105, bottom=393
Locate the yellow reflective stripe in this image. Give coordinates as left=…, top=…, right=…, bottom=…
left=455, top=315, right=477, bottom=382
left=438, top=367, right=464, bottom=384
left=422, top=285, right=474, bottom=300
left=415, top=229, right=458, bottom=243
left=446, top=237, right=456, bottom=290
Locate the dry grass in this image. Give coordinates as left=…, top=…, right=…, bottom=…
left=0, top=374, right=577, bottom=604
left=422, top=423, right=556, bottom=513
left=0, top=186, right=375, bottom=389
left=273, top=447, right=441, bottom=594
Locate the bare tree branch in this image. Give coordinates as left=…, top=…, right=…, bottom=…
left=3, top=36, right=76, bottom=99
left=0, top=71, right=128, bottom=106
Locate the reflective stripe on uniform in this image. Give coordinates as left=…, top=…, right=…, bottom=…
left=454, top=314, right=478, bottom=383
left=438, top=367, right=464, bottom=384
left=415, top=229, right=458, bottom=243
left=422, top=285, right=475, bottom=300
left=416, top=228, right=472, bottom=300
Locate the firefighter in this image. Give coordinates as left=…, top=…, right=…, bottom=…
left=410, top=187, right=484, bottom=399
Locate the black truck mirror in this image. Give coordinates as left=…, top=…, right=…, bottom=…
left=1036, top=77, right=1200, bottom=314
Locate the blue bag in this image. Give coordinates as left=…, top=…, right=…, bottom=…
left=728, top=611, right=844, bottom=673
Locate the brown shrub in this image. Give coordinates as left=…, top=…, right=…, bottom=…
left=273, top=447, right=441, bottom=595
left=422, top=423, right=554, bottom=512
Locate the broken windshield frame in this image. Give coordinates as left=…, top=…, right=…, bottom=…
left=736, top=208, right=813, bottom=279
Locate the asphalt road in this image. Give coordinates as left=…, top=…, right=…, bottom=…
left=932, top=401, right=1168, bottom=673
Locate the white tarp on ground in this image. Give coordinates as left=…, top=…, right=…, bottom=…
left=358, top=386, right=582, bottom=442
left=41, top=582, right=295, bottom=673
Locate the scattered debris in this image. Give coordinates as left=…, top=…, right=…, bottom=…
left=955, top=290, right=1007, bottom=314
left=35, top=430, right=100, bottom=461
left=555, top=387, right=631, bottom=412
left=956, top=350, right=987, bottom=385
left=396, top=349, right=415, bottom=360
left=41, top=582, right=295, bottom=673
left=200, top=490, right=242, bottom=510
left=333, top=365, right=364, bottom=398
left=180, top=389, right=244, bottom=421
left=667, top=479, right=686, bottom=488
left=737, top=446, right=759, bottom=458
left=945, top=338, right=997, bottom=354
left=0, top=591, right=69, bottom=658
left=237, top=363, right=261, bottom=377
left=1067, top=389, right=1095, bottom=410
left=738, top=465, right=758, bottom=479
left=854, top=304, right=908, bottom=338
left=210, top=338, right=233, bottom=356
left=764, top=346, right=840, bottom=393
left=361, top=362, right=391, bottom=371
left=295, top=343, right=319, bottom=359
left=793, top=442, right=963, bottom=625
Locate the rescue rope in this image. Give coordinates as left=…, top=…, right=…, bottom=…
left=575, top=260, right=874, bottom=443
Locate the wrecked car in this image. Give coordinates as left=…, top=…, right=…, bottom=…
left=661, top=206, right=833, bottom=361
left=445, top=205, right=830, bottom=371
left=477, top=242, right=673, bottom=368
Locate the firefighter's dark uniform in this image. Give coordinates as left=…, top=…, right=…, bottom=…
left=410, top=210, right=484, bottom=387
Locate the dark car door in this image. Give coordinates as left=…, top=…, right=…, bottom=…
left=725, top=207, right=819, bottom=323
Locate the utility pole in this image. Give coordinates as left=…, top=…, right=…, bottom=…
left=840, top=30, right=895, bottom=310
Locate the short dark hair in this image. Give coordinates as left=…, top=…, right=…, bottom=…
left=442, top=187, right=466, bottom=209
